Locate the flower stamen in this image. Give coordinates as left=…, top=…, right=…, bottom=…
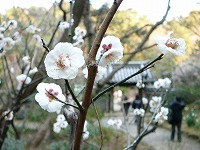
left=101, top=43, right=112, bottom=53
left=56, top=55, right=71, bottom=70
left=45, top=89, right=59, bottom=101
left=165, top=38, right=179, bottom=49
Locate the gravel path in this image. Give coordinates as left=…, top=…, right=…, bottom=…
left=102, top=112, right=200, bottom=150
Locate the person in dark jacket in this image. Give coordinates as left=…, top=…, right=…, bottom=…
left=122, top=96, right=131, bottom=116
left=169, top=96, right=185, bottom=142
left=132, top=95, right=142, bottom=123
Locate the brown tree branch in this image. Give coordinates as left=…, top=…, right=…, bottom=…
left=73, top=1, right=124, bottom=149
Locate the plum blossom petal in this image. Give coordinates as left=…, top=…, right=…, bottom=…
left=142, top=97, right=148, bottom=105
left=83, top=66, right=106, bottom=82
left=29, top=67, right=38, bottom=75
left=22, top=56, right=31, bottom=64
left=59, top=21, right=69, bottom=30
left=154, top=107, right=169, bottom=124
left=3, top=110, right=14, bottom=120
left=154, top=32, right=186, bottom=56
left=8, top=20, right=17, bottom=29
left=35, top=82, right=66, bottom=112
left=96, top=36, right=123, bottom=67
left=44, top=42, right=85, bottom=79
left=2, top=37, right=15, bottom=50
left=16, top=74, right=31, bottom=84
left=53, top=122, right=61, bottom=133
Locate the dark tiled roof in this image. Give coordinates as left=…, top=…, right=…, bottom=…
left=104, top=61, right=154, bottom=85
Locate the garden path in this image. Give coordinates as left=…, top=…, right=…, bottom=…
left=102, top=112, right=200, bottom=150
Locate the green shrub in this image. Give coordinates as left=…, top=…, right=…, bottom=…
left=186, top=110, right=197, bottom=127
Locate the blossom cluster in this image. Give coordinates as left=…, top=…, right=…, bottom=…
left=73, top=27, right=86, bottom=47
left=107, top=119, right=122, bottom=129
left=154, top=78, right=171, bottom=89
left=136, top=80, right=145, bottom=89
left=149, top=96, right=162, bottom=112
left=0, top=20, right=19, bottom=53
left=133, top=108, right=145, bottom=117
left=53, top=114, right=68, bottom=133
left=154, top=107, right=168, bottom=124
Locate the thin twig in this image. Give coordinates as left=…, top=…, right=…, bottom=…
left=1, top=58, right=12, bottom=97
left=65, top=80, right=83, bottom=110
left=41, top=39, right=50, bottom=52
left=91, top=100, right=103, bottom=150
left=4, top=56, right=16, bottom=95
left=37, top=21, right=61, bottom=69
left=93, top=54, right=164, bottom=102
left=68, top=0, right=74, bottom=40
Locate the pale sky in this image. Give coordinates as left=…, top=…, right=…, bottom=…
left=0, top=0, right=200, bottom=23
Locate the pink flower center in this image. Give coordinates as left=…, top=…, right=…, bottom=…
left=165, top=38, right=179, bottom=49
left=45, top=88, right=59, bottom=101
left=101, top=43, right=112, bottom=53
left=56, top=55, right=71, bottom=70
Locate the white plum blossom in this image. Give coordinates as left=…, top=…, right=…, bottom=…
left=53, top=122, right=61, bottom=133
left=96, top=36, right=123, bottom=67
left=44, top=42, right=85, bottom=79
left=56, top=114, right=65, bottom=122
left=8, top=20, right=17, bottom=29
left=0, top=27, right=5, bottom=33
left=133, top=108, right=140, bottom=115
left=107, top=119, right=115, bottom=126
left=16, top=74, right=32, bottom=84
left=154, top=107, right=168, bottom=124
left=142, top=97, right=148, bottom=105
left=73, top=27, right=86, bottom=47
left=149, top=96, right=162, bottom=112
left=107, top=119, right=122, bottom=129
left=12, top=32, right=22, bottom=43
left=82, top=120, right=90, bottom=140
left=53, top=114, right=68, bottom=133
left=133, top=108, right=145, bottom=117
left=3, top=110, right=14, bottom=120
left=59, top=21, right=69, bottom=30
left=163, top=78, right=172, bottom=88
left=29, top=67, right=38, bottom=75
left=82, top=66, right=106, bottom=83
left=10, top=67, right=15, bottom=73
left=83, top=131, right=90, bottom=141
left=22, top=56, right=31, bottom=64
left=26, top=25, right=41, bottom=33
left=35, top=83, right=66, bottom=112
left=33, top=34, right=42, bottom=45
left=56, top=115, right=68, bottom=128
left=154, top=78, right=171, bottom=89
left=136, top=80, right=145, bottom=89
left=154, top=32, right=186, bottom=56
left=74, top=27, right=86, bottom=37
left=1, top=21, right=6, bottom=28
left=0, top=34, right=4, bottom=41
left=2, top=37, right=15, bottom=50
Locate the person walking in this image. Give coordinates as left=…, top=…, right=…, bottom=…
left=122, top=96, right=131, bottom=116
left=169, top=96, right=185, bottom=142
left=132, top=95, right=142, bottom=123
